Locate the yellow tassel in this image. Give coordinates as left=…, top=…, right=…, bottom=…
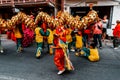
left=65, top=55, right=73, bottom=70
left=49, top=47, right=53, bottom=55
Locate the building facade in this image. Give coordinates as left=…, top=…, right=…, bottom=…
left=64, top=0, right=120, bottom=36
left=0, top=0, right=55, bottom=19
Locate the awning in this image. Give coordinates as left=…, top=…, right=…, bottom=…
left=0, top=0, right=55, bottom=8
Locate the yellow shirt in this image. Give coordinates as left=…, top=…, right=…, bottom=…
left=14, top=28, right=22, bottom=38
left=35, top=27, right=43, bottom=43
left=88, top=48, right=100, bottom=62
left=75, top=35, right=83, bottom=48
left=47, top=29, right=53, bottom=44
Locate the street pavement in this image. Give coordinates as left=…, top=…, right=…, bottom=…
left=0, top=34, right=120, bottom=80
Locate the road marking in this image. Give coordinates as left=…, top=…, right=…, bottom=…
left=0, top=75, right=27, bottom=80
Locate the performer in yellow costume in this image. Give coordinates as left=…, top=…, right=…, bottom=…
left=76, top=42, right=100, bottom=62
left=66, top=27, right=73, bottom=51
left=14, top=23, right=23, bottom=53
left=75, top=31, right=83, bottom=54
left=46, top=25, right=54, bottom=55
left=35, top=25, right=45, bottom=58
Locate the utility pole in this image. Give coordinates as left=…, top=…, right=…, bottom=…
left=61, top=0, right=64, bottom=12
left=55, top=0, right=64, bottom=12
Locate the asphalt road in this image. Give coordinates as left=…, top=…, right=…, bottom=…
left=0, top=35, right=120, bottom=80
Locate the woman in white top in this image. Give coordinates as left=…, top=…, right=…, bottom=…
left=102, top=15, right=108, bottom=41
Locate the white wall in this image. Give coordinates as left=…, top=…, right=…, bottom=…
left=65, top=1, right=119, bottom=7
left=112, top=5, right=120, bottom=26
left=107, top=5, right=120, bottom=36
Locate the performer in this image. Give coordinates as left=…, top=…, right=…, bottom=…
left=46, top=23, right=54, bottom=55
left=70, top=26, right=76, bottom=52
left=66, top=26, right=73, bottom=51
left=75, top=31, right=83, bottom=54
left=51, top=31, right=65, bottom=74
left=76, top=42, right=100, bottom=62
left=14, top=23, right=23, bottom=53
left=41, top=22, right=47, bottom=50
left=51, top=25, right=74, bottom=75
left=35, top=22, right=45, bottom=58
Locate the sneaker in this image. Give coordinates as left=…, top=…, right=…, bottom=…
left=70, top=49, right=75, bottom=52
left=57, top=69, right=65, bottom=75
left=17, top=47, right=22, bottom=53
left=0, top=50, right=3, bottom=53
left=20, top=47, right=23, bottom=51
left=36, top=50, right=41, bottom=58
left=114, top=47, right=118, bottom=49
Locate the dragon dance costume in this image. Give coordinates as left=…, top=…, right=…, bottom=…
left=22, top=23, right=34, bottom=47
left=35, top=27, right=45, bottom=58
left=75, top=32, right=83, bottom=54
left=22, top=28, right=34, bottom=47
left=77, top=47, right=99, bottom=62
left=14, top=25, right=23, bottom=53
left=53, top=25, right=74, bottom=74
left=66, top=28, right=73, bottom=51
left=53, top=37, right=65, bottom=71
left=46, top=28, right=54, bottom=55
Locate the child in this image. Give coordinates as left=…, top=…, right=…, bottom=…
left=51, top=25, right=74, bottom=75
left=51, top=27, right=66, bottom=75
left=76, top=42, right=100, bottom=62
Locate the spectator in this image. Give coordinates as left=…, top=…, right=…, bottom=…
left=102, top=15, right=108, bottom=41
left=93, top=18, right=103, bottom=49
left=112, top=20, right=120, bottom=49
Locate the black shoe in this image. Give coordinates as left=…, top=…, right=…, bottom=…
left=36, top=56, right=40, bottom=59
